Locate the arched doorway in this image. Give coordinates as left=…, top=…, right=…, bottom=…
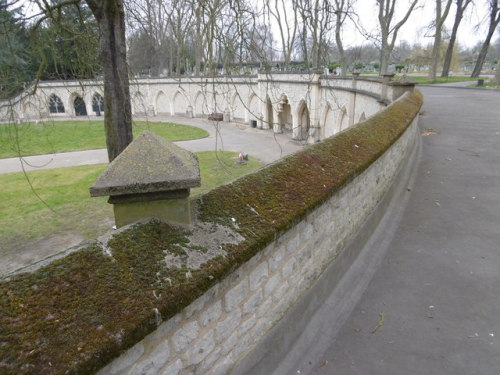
left=297, top=101, right=310, bottom=140
left=278, top=95, right=292, bottom=132
left=323, top=103, right=337, bottom=138
left=74, top=96, right=87, bottom=116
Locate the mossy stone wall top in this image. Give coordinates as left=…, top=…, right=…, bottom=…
left=0, top=91, right=423, bottom=375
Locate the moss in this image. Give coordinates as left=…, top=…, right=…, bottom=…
left=0, top=91, right=423, bottom=375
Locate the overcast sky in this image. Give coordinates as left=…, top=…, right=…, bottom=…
left=344, top=0, right=493, bottom=48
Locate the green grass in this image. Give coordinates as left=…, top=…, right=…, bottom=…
left=403, top=75, right=488, bottom=85
left=467, top=82, right=500, bottom=88
left=0, top=151, right=262, bottom=254
left=0, top=120, right=208, bottom=158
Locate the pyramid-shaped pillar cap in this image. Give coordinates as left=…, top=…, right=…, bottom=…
left=90, top=131, right=200, bottom=198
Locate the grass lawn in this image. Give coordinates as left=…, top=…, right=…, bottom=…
left=467, top=82, right=500, bottom=89
left=0, top=151, right=262, bottom=255
left=403, top=75, right=488, bottom=85
left=0, top=120, right=208, bottom=158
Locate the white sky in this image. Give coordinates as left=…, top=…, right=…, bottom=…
left=344, top=0, right=492, bottom=48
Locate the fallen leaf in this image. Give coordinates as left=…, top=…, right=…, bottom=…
left=372, top=312, right=385, bottom=334
left=421, top=128, right=438, bottom=136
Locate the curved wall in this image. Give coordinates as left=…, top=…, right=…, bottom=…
left=96, top=90, right=423, bottom=375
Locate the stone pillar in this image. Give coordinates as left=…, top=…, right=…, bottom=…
left=381, top=73, right=395, bottom=103
left=309, top=72, right=322, bottom=140
left=90, top=131, right=201, bottom=228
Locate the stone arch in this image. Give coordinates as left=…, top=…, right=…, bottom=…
left=278, top=94, right=292, bottom=132
left=247, top=93, right=260, bottom=124
left=156, top=91, right=169, bottom=114
left=23, top=101, right=38, bottom=120
left=132, top=91, right=147, bottom=115
left=194, top=91, right=206, bottom=117
left=339, top=106, right=348, bottom=131
left=48, top=94, right=65, bottom=114
left=171, top=90, right=188, bottom=116
left=295, top=100, right=310, bottom=140
left=73, top=95, right=87, bottom=116
left=92, top=93, right=104, bottom=115
left=230, top=92, right=245, bottom=121
left=322, top=102, right=339, bottom=138
left=359, top=112, right=366, bottom=122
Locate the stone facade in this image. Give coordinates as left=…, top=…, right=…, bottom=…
left=96, top=106, right=420, bottom=375
left=0, top=74, right=414, bottom=143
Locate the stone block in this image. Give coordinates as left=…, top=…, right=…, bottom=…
left=160, top=359, right=183, bottom=375
left=186, top=330, right=215, bottom=366
left=224, top=280, right=248, bottom=312
left=199, top=301, right=222, bottom=327
left=172, top=321, right=199, bottom=354
left=242, top=290, right=263, bottom=316
left=216, top=309, right=241, bottom=343
left=249, top=262, right=268, bottom=291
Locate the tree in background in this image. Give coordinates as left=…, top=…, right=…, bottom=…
left=0, top=0, right=33, bottom=98
left=30, top=1, right=99, bottom=81
left=333, top=0, right=356, bottom=75
left=427, top=0, right=453, bottom=81
left=441, top=0, right=473, bottom=77
left=471, top=0, right=500, bottom=77
left=376, top=0, right=420, bottom=74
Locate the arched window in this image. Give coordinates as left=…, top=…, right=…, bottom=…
left=92, top=94, right=104, bottom=114
left=74, top=96, right=87, bottom=116
left=48, top=94, right=65, bottom=113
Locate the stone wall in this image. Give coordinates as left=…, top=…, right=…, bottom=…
left=0, top=74, right=414, bottom=144
left=96, top=94, right=421, bottom=375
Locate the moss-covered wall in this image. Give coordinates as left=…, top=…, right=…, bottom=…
left=0, top=90, right=423, bottom=375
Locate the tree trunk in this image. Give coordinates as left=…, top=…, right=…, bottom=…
left=86, top=0, right=132, bottom=162
left=442, top=0, right=469, bottom=77
left=494, top=63, right=500, bottom=84
left=471, top=1, right=500, bottom=78
left=428, top=0, right=452, bottom=81
left=471, top=29, right=496, bottom=77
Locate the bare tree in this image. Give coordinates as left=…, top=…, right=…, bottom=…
left=164, top=0, right=194, bottom=75
left=333, top=0, right=356, bottom=75
left=441, top=0, right=473, bottom=77
left=428, top=0, right=453, bottom=81
left=376, top=0, right=419, bottom=74
left=126, top=0, right=170, bottom=76
left=295, top=0, right=334, bottom=69
left=265, top=0, right=298, bottom=68
left=471, top=0, right=500, bottom=77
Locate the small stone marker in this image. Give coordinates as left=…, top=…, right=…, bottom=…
left=89, top=131, right=201, bottom=228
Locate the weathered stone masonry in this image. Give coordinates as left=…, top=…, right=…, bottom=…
left=96, top=92, right=421, bottom=375
left=0, top=73, right=413, bottom=143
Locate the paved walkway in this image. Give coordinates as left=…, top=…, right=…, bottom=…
left=0, top=115, right=303, bottom=174
left=238, top=85, right=500, bottom=374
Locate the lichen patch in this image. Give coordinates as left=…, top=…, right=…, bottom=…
left=163, top=222, right=244, bottom=270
